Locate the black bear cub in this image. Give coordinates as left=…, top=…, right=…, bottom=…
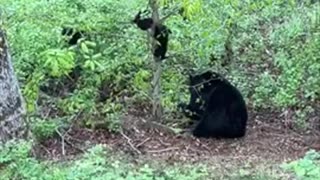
left=132, top=11, right=171, bottom=60
left=179, top=70, right=248, bottom=138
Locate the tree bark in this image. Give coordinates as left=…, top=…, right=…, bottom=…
left=149, top=0, right=163, bottom=122
left=151, top=60, right=162, bottom=121
left=0, top=29, right=28, bottom=144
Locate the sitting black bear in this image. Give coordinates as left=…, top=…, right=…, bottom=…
left=179, top=70, right=248, bottom=138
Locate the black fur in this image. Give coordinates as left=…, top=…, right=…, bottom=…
left=132, top=11, right=153, bottom=30
left=61, top=27, right=86, bottom=45
left=179, top=71, right=248, bottom=138
left=132, top=11, right=170, bottom=60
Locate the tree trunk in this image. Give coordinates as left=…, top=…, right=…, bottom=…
left=151, top=60, right=162, bottom=121
left=149, top=0, right=163, bottom=122
left=0, top=29, right=28, bottom=144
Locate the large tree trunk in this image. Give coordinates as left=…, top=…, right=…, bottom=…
left=0, top=29, right=28, bottom=144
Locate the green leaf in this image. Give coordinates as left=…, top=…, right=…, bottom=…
left=81, top=43, right=90, bottom=54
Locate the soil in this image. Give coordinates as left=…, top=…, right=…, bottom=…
left=34, top=105, right=320, bottom=165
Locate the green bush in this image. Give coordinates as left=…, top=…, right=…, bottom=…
left=2, top=0, right=319, bottom=133
left=0, top=140, right=210, bottom=180
left=283, top=150, right=320, bottom=180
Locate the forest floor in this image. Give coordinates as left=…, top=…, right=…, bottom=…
left=35, top=106, right=320, bottom=172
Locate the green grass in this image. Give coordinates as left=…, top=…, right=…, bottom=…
left=0, top=140, right=297, bottom=180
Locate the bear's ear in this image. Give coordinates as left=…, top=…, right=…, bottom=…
left=132, top=11, right=141, bottom=23
left=209, top=72, right=223, bottom=80
left=133, top=11, right=142, bottom=23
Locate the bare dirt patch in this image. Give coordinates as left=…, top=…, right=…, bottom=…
left=34, top=107, right=320, bottom=165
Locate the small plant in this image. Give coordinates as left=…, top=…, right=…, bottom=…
left=0, top=140, right=45, bottom=179
left=0, top=141, right=211, bottom=179
left=282, top=150, right=320, bottom=180
left=40, top=48, right=76, bottom=77
left=29, top=117, right=62, bottom=141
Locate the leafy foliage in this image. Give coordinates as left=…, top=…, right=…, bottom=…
left=1, top=0, right=320, bottom=179
left=283, top=150, right=320, bottom=180
left=1, top=0, right=319, bottom=134
left=0, top=140, right=289, bottom=180
left=0, top=141, right=210, bottom=179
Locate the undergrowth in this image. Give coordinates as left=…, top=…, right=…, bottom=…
left=1, top=0, right=319, bottom=142
left=283, top=150, right=320, bottom=180
left=0, top=140, right=289, bottom=180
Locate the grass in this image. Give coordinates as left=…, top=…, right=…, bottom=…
left=1, top=140, right=296, bottom=180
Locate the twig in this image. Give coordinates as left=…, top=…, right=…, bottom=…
left=136, top=137, right=151, bottom=148
left=186, top=145, right=206, bottom=155
left=146, top=147, right=180, bottom=153
left=39, top=143, right=52, bottom=157
left=132, top=86, right=153, bottom=102
left=158, top=138, right=171, bottom=146
left=147, top=121, right=176, bottom=134
left=198, top=141, right=212, bottom=154
left=120, top=131, right=142, bottom=154
left=55, top=128, right=85, bottom=154
left=55, top=128, right=65, bottom=156
left=63, top=137, right=85, bottom=153
left=160, top=6, right=181, bottom=23
left=54, top=111, right=83, bottom=156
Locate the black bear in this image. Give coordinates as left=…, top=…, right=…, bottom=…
left=132, top=11, right=171, bottom=60
left=61, top=27, right=86, bottom=46
left=179, top=70, right=248, bottom=138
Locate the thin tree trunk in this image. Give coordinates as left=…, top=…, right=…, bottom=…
left=0, top=29, right=28, bottom=144
left=151, top=60, right=162, bottom=121
left=149, top=0, right=163, bottom=122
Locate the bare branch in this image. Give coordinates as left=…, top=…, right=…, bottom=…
left=120, top=131, right=142, bottom=154
left=146, top=147, right=179, bottom=153
left=160, top=6, right=181, bottom=23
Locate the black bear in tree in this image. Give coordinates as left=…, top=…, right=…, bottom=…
left=133, top=11, right=171, bottom=60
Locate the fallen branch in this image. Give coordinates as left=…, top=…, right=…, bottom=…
left=120, top=131, right=142, bottom=155
left=64, top=137, right=85, bottom=153
left=146, top=147, right=180, bottom=153
left=144, top=121, right=176, bottom=134
left=136, top=137, right=151, bottom=148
